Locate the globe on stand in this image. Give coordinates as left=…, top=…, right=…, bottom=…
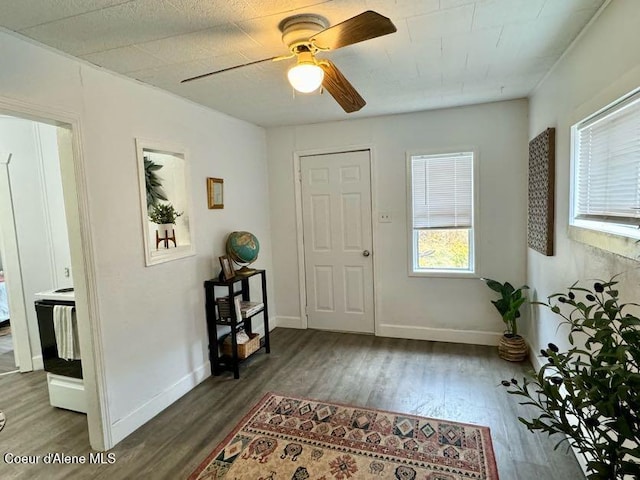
left=226, top=231, right=260, bottom=275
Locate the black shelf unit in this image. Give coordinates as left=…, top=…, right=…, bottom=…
left=204, top=269, right=270, bottom=379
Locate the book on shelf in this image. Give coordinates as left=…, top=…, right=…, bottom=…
left=216, top=297, right=264, bottom=320
left=237, top=300, right=264, bottom=318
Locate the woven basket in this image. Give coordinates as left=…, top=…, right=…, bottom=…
left=222, top=333, right=260, bottom=359
left=498, top=334, right=528, bottom=362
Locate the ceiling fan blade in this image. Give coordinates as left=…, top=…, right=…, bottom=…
left=311, top=10, right=396, bottom=51
left=181, top=56, right=280, bottom=83
left=319, top=60, right=365, bottom=113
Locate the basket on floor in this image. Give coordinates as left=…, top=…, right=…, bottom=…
left=498, top=334, right=528, bottom=362
left=222, top=333, right=260, bottom=359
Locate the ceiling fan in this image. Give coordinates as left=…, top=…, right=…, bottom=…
left=181, top=10, right=397, bottom=113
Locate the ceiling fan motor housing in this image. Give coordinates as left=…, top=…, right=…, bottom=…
left=279, top=14, right=328, bottom=53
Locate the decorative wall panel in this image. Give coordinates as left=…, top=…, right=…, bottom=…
left=528, top=127, right=555, bottom=256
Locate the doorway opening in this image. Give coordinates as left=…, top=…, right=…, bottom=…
left=0, top=268, right=14, bottom=374
left=0, top=117, right=75, bottom=375
left=0, top=107, right=107, bottom=450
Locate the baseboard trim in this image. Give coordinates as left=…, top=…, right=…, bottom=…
left=110, top=361, right=209, bottom=446
left=529, top=348, right=545, bottom=372
left=377, top=324, right=502, bottom=346
left=275, top=316, right=304, bottom=329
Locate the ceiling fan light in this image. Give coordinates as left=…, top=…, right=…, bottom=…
left=287, top=63, right=324, bottom=93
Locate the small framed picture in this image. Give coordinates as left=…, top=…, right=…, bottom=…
left=219, top=255, right=234, bottom=280
left=207, top=177, right=224, bottom=209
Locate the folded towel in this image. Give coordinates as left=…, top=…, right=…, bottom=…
left=53, top=305, right=81, bottom=361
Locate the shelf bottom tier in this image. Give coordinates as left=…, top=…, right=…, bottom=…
left=213, top=338, right=267, bottom=374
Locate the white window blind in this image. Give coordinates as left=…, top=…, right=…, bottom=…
left=575, top=91, right=640, bottom=225
left=411, top=152, right=473, bottom=229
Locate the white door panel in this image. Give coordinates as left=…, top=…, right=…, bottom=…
left=301, top=150, right=374, bottom=333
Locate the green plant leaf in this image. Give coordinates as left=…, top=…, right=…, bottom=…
left=482, top=278, right=504, bottom=293
left=144, top=158, right=168, bottom=209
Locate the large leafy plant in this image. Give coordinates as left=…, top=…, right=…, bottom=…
left=481, top=278, right=529, bottom=335
left=502, top=277, right=640, bottom=479
left=144, top=157, right=168, bottom=209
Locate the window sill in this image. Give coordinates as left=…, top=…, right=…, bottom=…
left=409, top=270, right=478, bottom=279
left=147, top=244, right=195, bottom=266
left=568, top=225, right=639, bottom=261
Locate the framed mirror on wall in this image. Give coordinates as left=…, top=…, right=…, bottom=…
left=135, top=138, right=195, bottom=266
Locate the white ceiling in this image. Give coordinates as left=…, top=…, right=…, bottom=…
left=0, top=0, right=605, bottom=127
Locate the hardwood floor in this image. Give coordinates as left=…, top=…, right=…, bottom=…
left=0, top=333, right=17, bottom=374
left=0, top=328, right=584, bottom=479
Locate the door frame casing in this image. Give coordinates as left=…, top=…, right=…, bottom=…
left=293, top=144, right=379, bottom=333
left=0, top=94, right=110, bottom=450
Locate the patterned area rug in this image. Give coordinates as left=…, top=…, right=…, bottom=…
left=189, top=393, right=499, bottom=480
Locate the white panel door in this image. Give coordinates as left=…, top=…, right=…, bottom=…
left=301, top=150, right=374, bottom=333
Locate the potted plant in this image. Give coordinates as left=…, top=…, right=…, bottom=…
left=481, top=277, right=529, bottom=361
left=149, top=203, right=182, bottom=244
left=501, top=277, right=640, bottom=479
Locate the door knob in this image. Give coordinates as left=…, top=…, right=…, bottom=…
left=362, top=250, right=370, bottom=257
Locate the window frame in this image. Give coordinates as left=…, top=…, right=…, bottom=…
left=569, top=87, right=640, bottom=243
left=406, top=148, right=479, bottom=278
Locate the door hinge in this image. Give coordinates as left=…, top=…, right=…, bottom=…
left=298, top=170, right=302, bottom=182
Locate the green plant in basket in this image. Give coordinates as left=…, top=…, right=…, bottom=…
left=501, top=276, right=640, bottom=479
left=481, top=278, right=529, bottom=336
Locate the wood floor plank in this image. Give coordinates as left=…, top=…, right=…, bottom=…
left=0, top=328, right=585, bottom=479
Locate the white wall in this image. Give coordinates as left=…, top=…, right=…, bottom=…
left=43, top=125, right=74, bottom=287
left=0, top=118, right=71, bottom=359
left=527, top=0, right=640, bottom=361
left=267, top=99, right=529, bottom=344
left=0, top=31, right=273, bottom=447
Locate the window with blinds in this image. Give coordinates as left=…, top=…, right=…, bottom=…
left=573, top=89, right=640, bottom=230
left=408, top=151, right=475, bottom=274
